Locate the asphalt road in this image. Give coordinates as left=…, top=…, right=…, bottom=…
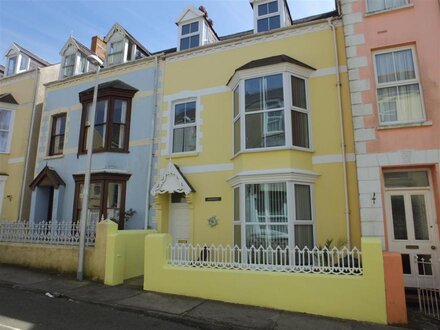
left=0, top=286, right=198, bottom=330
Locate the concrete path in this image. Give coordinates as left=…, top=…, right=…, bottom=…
left=0, top=264, right=429, bottom=329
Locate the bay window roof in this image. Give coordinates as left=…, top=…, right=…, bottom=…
left=78, top=80, right=139, bottom=101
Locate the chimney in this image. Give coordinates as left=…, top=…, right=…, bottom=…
left=91, top=36, right=106, bottom=61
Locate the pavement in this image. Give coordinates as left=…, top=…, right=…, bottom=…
left=0, top=264, right=436, bottom=330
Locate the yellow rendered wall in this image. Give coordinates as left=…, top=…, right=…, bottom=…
left=144, top=234, right=387, bottom=324
left=157, top=22, right=361, bottom=248
left=104, top=220, right=156, bottom=286
left=0, top=220, right=112, bottom=280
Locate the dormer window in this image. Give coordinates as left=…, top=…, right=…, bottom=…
left=19, top=55, right=29, bottom=71
left=257, top=1, right=281, bottom=32
left=4, top=43, right=50, bottom=76
left=6, top=54, right=30, bottom=76
left=180, top=21, right=200, bottom=51
left=108, top=40, right=124, bottom=66
left=6, top=57, right=16, bottom=76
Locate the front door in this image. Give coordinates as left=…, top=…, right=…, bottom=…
left=386, top=189, right=439, bottom=288
left=169, top=193, right=190, bottom=244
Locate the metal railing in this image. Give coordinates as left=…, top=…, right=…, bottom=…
left=169, top=243, right=363, bottom=275
left=0, top=220, right=97, bottom=246
left=417, top=256, right=440, bottom=320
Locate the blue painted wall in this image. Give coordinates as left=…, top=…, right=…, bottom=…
left=31, top=63, right=159, bottom=229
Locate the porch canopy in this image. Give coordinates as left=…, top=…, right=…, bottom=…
left=151, top=162, right=195, bottom=195
left=29, top=165, right=65, bottom=190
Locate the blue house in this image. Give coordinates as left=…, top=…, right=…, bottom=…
left=29, top=23, right=160, bottom=229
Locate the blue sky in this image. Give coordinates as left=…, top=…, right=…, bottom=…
left=0, top=0, right=335, bottom=64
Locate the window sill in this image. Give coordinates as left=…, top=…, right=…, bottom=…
left=171, top=151, right=200, bottom=159
left=44, top=154, right=64, bottom=160
left=231, top=146, right=314, bottom=160
left=377, top=120, right=432, bottom=130
left=364, top=4, right=414, bottom=17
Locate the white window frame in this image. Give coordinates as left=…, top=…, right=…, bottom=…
left=254, top=0, right=282, bottom=33
left=6, top=56, right=18, bottom=76
left=0, top=109, right=15, bottom=154
left=178, top=19, right=201, bottom=51
left=233, top=180, right=316, bottom=249
left=170, top=98, right=198, bottom=155
left=373, top=46, right=425, bottom=125
left=62, top=53, right=76, bottom=78
left=18, top=54, right=30, bottom=73
left=232, top=68, right=312, bottom=155
left=0, top=175, right=7, bottom=217
left=366, top=0, right=410, bottom=13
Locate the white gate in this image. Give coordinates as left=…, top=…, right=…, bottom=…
left=417, top=256, right=440, bottom=320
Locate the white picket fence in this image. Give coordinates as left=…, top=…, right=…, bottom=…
left=169, top=243, right=363, bottom=275
left=0, top=220, right=97, bottom=246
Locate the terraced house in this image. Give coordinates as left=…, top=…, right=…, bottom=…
left=152, top=1, right=361, bottom=251
left=0, top=43, right=59, bottom=221
left=29, top=23, right=160, bottom=229
left=341, top=0, right=440, bottom=288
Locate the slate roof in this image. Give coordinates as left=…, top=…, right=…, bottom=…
left=12, top=43, right=51, bottom=66
left=78, top=80, right=139, bottom=98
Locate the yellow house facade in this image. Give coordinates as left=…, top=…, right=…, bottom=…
left=152, top=9, right=361, bottom=250
left=0, top=49, right=59, bottom=221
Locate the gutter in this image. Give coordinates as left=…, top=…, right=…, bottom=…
left=144, top=54, right=163, bottom=229
left=19, top=67, right=41, bottom=220
left=328, top=18, right=351, bottom=248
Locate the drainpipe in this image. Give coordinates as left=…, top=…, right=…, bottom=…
left=19, top=68, right=41, bottom=221
left=144, top=55, right=162, bottom=229
left=328, top=17, right=351, bottom=248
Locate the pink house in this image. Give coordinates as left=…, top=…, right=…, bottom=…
left=341, top=0, right=440, bottom=289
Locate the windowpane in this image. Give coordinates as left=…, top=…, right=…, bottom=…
left=397, top=84, right=423, bottom=122
left=173, top=126, right=196, bottom=153
left=245, top=78, right=263, bottom=112
left=234, top=119, right=241, bottom=154
left=384, top=171, right=429, bottom=188
left=295, top=185, right=311, bottom=221
left=52, top=136, right=64, bottom=155
left=391, top=195, right=408, bottom=240
left=291, top=76, right=307, bottom=109
left=294, top=225, right=314, bottom=249
left=107, top=183, right=122, bottom=222
left=291, top=110, right=309, bottom=148
left=180, top=37, right=190, bottom=50
left=174, top=102, right=196, bottom=124
left=234, top=225, right=241, bottom=247
left=265, top=74, right=283, bottom=109
left=257, top=18, right=269, bottom=32
left=190, top=22, right=199, bottom=33
left=50, top=114, right=66, bottom=155
left=266, top=110, right=285, bottom=147
left=258, top=3, right=268, bottom=16
left=111, top=124, right=125, bottom=149
left=20, top=55, right=29, bottom=70
left=245, top=113, right=263, bottom=148
left=234, top=187, right=240, bottom=221
left=78, top=182, right=102, bottom=222
left=0, top=110, right=12, bottom=152
left=394, top=50, right=415, bottom=81
left=268, top=1, right=278, bottom=14
left=401, top=254, right=411, bottom=274
left=233, top=87, right=240, bottom=118
left=190, top=35, right=199, bottom=48
left=417, top=254, right=433, bottom=275
left=54, top=116, right=66, bottom=135
left=93, top=124, right=106, bottom=149
left=376, top=53, right=396, bottom=84
left=269, top=15, right=281, bottom=29
left=7, top=57, right=16, bottom=75
left=113, top=100, right=127, bottom=124
left=378, top=86, right=398, bottom=122
left=411, top=195, right=429, bottom=240
left=182, top=24, right=190, bottom=35
left=80, top=55, right=87, bottom=73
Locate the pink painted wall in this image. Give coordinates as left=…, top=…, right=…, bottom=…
left=354, top=0, right=440, bottom=154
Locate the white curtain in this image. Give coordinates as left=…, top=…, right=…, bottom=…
left=397, top=84, right=423, bottom=122
left=394, top=49, right=415, bottom=81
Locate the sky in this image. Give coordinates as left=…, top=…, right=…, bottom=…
left=0, top=0, right=336, bottom=64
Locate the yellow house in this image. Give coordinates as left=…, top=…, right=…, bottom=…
left=0, top=43, right=59, bottom=221
left=151, top=3, right=361, bottom=250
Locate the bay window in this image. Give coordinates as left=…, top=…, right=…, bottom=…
left=233, top=71, right=310, bottom=154
left=172, top=100, right=197, bottom=153
left=374, top=47, right=424, bottom=124
left=73, top=173, right=129, bottom=229
left=79, top=82, right=137, bottom=154
left=233, top=182, right=314, bottom=249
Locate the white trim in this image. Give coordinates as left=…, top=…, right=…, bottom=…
left=180, top=163, right=234, bottom=174
left=7, top=157, right=25, bottom=164
left=228, top=168, right=320, bottom=186
left=170, top=98, right=199, bottom=155
left=151, top=162, right=193, bottom=196
left=310, top=65, right=347, bottom=77
left=312, top=153, right=356, bottom=164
